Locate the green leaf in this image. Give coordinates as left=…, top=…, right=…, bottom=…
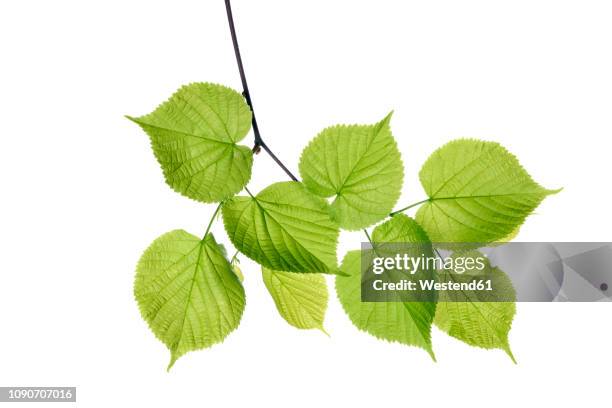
left=335, top=216, right=436, bottom=359
left=416, top=139, right=559, bottom=243
left=373, top=213, right=432, bottom=244
left=127, top=83, right=253, bottom=203
left=434, top=251, right=516, bottom=362
left=222, top=181, right=340, bottom=274
left=299, top=113, right=404, bottom=230
left=262, top=267, right=329, bottom=333
left=134, top=230, right=245, bottom=370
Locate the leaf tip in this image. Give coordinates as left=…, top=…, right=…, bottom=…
left=166, top=354, right=178, bottom=372
left=334, top=269, right=351, bottom=278
left=124, top=115, right=140, bottom=125
left=504, top=346, right=517, bottom=364
left=427, top=347, right=437, bottom=362
left=381, top=110, right=394, bottom=125
left=318, top=326, right=331, bottom=338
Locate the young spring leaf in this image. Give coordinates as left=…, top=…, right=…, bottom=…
left=127, top=83, right=253, bottom=203
left=231, top=257, right=244, bottom=282
left=336, top=215, right=436, bottom=359
left=222, top=181, right=340, bottom=274
left=299, top=113, right=404, bottom=230
left=416, top=139, right=559, bottom=243
left=134, top=230, right=245, bottom=370
left=262, top=267, right=329, bottom=334
left=434, top=251, right=516, bottom=362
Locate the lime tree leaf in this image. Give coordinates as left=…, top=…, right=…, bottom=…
left=434, top=251, right=516, bottom=362
left=262, top=267, right=329, bottom=333
left=299, top=113, right=404, bottom=230
left=336, top=216, right=436, bottom=359
left=127, top=83, right=253, bottom=203
left=416, top=139, right=560, bottom=243
left=222, top=181, right=340, bottom=274
left=336, top=251, right=436, bottom=359
left=134, top=230, right=245, bottom=370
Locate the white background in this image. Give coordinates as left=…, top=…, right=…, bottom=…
left=1, top=0, right=611, bottom=406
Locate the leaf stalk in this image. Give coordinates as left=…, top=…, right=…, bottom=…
left=389, top=199, right=430, bottom=216
left=203, top=203, right=223, bottom=239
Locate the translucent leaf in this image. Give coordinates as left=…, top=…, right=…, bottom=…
left=335, top=216, right=436, bottom=359
left=299, top=113, right=404, bottom=230
left=127, top=83, right=253, bottom=203
left=134, top=230, right=245, bottom=369
left=373, top=213, right=432, bottom=244
left=222, top=181, right=340, bottom=273
left=434, top=251, right=516, bottom=362
left=262, top=267, right=328, bottom=333
left=416, top=139, right=559, bottom=242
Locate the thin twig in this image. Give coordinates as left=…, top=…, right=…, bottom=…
left=259, top=143, right=299, bottom=181
left=224, top=0, right=298, bottom=181
left=363, top=229, right=373, bottom=245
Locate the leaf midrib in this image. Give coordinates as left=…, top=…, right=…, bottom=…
left=335, top=124, right=385, bottom=195
left=172, top=239, right=206, bottom=355
left=429, top=191, right=547, bottom=201
left=133, top=119, right=237, bottom=147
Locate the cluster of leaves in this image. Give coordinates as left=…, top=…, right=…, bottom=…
left=128, top=82, right=559, bottom=369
